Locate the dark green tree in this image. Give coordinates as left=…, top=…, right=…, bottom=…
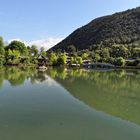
left=8, top=40, right=27, bottom=54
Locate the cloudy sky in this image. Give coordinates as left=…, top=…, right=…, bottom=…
left=1, top=0, right=140, bottom=50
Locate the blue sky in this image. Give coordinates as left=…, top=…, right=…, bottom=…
left=1, top=0, right=140, bottom=49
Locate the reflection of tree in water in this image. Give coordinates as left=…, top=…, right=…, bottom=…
left=48, top=68, right=140, bottom=93
left=47, top=67, right=67, bottom=80
left=5, top=68, right=26, bottom=86
left=1, top=67, right=140, bottom=125
left=0, top=67, right=39, bottom=87
left=0, top=67, right=5, bottom=88
left=0, top=67, right=49, bottom=87
left=47, top=68, right=140, bottom=126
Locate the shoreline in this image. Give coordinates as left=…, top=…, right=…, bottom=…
left=1, top=65, right=140, bottom=71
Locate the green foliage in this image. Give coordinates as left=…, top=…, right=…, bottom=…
left=66, top=45, right=76, bottom=53
left=8, top=41, right=27, bottom=54
left=0, top=37, right=5, bottom=65
left=31, top=45, right=39, bottom=57
left=69, top=56, right=83, bottom=65
left=7, top=49, right=20, bottom=65
left=0, top=46, right=5, bottom=66
left=0, top=37, right=4, bottom=48
left=115, top=57, right=125, bottom=66
left=57, top=53, right=67, bottom=66
left=0, top=55, right=5, bottom=65
left=98, top=48, right=110, bottom=62
left=131, top=48, right=140, bottom=58
left=31, top=58, right=38, bottom=65
left=77, top=56, right=83, bottom=64
left=0, top=46, right=5, bottom=55
left=70, top=57, right=75, bottom=64
left=49, top=53, right=58, bottom=66
left=111, top=44, right=129, bottom=58
left=82, top=53, right=88, bottom=60
left=40, top=47, right=46, bottom=57
left=107, top=57, right=115, bottom=64
left=92, top=53, right=101, bottom=62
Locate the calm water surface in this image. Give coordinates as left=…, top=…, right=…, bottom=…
left=0, top=67, right=140, bottom=140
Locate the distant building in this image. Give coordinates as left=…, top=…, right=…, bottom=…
left=38, top=55, right=47, bottom=66
left=66, top=56, right=71, bottom=65
left=82, top=59, right=91, bottom=68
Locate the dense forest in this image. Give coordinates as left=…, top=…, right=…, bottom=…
left=51, top=7, right=140, bottom=54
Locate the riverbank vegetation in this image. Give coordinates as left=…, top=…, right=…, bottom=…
left=0, top=37, right=140, bottom=68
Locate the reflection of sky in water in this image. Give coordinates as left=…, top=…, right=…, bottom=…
left=1, top=68, right=140, bottom=140
left=1, top=73, right=59, bottom=88
left=31, top=75, right=59, bottom=87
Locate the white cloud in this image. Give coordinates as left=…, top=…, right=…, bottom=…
left=8, top=37, right=63, bottom=51
left=28, top=38, right=63, bottom=50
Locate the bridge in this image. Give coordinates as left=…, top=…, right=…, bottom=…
left=83, top=63, right=115, bottom=69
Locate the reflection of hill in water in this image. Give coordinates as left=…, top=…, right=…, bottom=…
left=47, top=68, right=140, bottom=126
left=1, top=67, right=140, bottom=126
left=0, top=67, right=48, bottom=87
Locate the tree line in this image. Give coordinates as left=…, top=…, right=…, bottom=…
left=0, top=37, right=67, bottom=66
left=0, top=36, right=140, bottom=67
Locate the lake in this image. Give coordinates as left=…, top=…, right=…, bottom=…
left=0, top=67, right=140, bottom=140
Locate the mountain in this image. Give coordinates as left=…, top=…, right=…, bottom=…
left=51, top=7, right=140, bottom=51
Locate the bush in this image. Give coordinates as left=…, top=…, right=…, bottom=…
left=0, top=55, right=5, bottom=65
left=107, top=57, right=115, bottom=64
left=56, top=54, right=67, bottom=66
left=115, top=57, right=125, bottom=66
left=57, top=57, right=65, bottom=66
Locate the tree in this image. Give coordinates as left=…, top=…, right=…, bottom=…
left=99, top=48, right=110, bottom=61
left=66, top=45, right=76, bottom=53
left=40, top=47, right=46, bottom=57
left=82, top=53, right=88, bottom=60
left=31, top=45, right=39, bottom=57
left=0, top=37, right=5, bottom=65
left=92, top=53, right=100, bottom=62
left=115, top=57, right=125, bottom=66
left=70, top=57, right=75, bottom=64
left=49, top=52, right=58, bottom=66
left=57, top=53, right=67, bottom=66
left=7, top=49, right=20, bottom=65
left=0, top=37, right=4, bottom=48
left=77, top=56, right=83, bottom=64
left=107, top=57, right=115, bottom=64
left=111, top=44, right=129, bottom=58
left=8, top=40, right=27, bottom=54
left=131, top=48, right=140, bottom=58
left=0, top=40, right=5, bottom=65
left=0, top=55, right=5, bottom=65
left=0, top=46, right=5, bottom=55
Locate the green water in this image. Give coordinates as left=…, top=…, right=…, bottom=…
left=0, top=67, right=140, bottom=140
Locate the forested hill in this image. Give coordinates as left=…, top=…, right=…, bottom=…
left=51, top=7, right=140, bottom=52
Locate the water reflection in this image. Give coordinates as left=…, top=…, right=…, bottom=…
left=47, top=68, right=140, bottom=126
left=0, top=67, right=47, bottom=86
left=0, top=67, right=140, bottom=126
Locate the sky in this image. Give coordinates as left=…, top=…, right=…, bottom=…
left=1, top=0, right=140, bottom=50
